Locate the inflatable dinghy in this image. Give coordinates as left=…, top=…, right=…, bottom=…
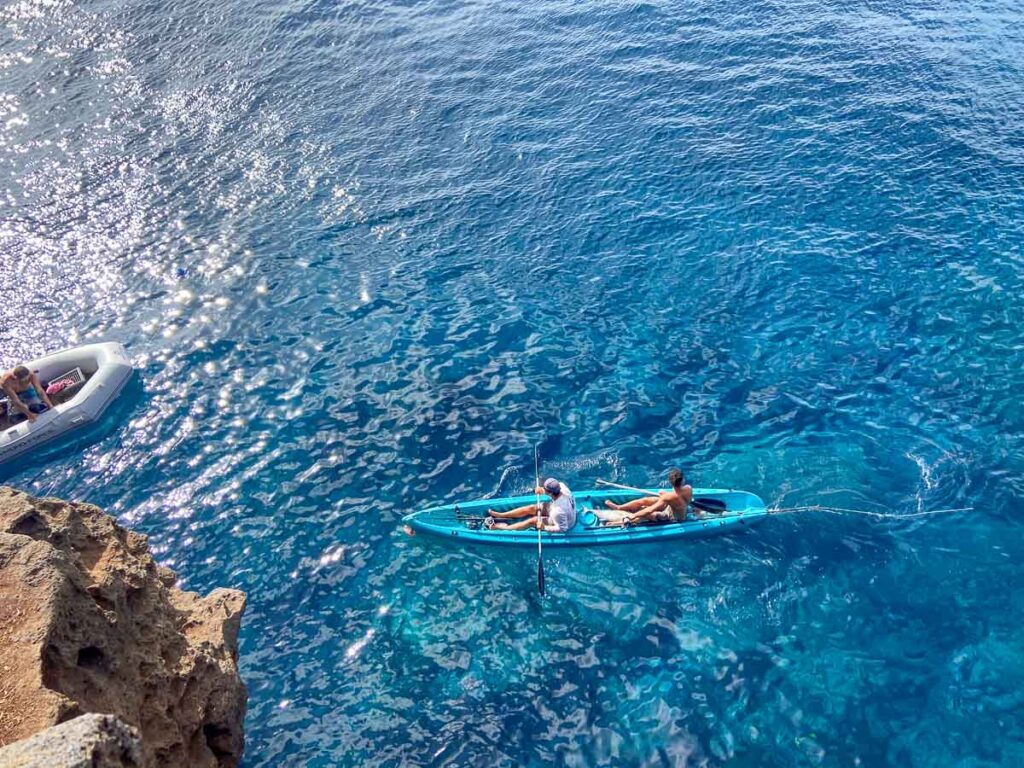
left=0, top=342, right=133, bottom=465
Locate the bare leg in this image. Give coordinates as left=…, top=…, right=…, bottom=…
left=604, top=496, right=659, bottom=512
left=491, top=515, right=540, bottom=531
left=631, top=501, right=670, bottom=524
left=489, top=503, right=541, bottom=519
left=594, top=509, right=631, bottom=527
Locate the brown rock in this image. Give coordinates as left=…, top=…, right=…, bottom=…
left=0, top=713, right=142, bottom=768
left=0, top=487, right=246, bottom=768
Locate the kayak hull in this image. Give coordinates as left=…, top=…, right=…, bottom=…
left=402, top=488, right=768, bottom=548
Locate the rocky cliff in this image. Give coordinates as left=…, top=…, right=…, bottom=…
left=0, top=714, right=142, bottom=768
left=0, top=487, right=246, bottom=767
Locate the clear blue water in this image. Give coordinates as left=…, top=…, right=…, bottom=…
left=3, top=0, right=1024, bottom=764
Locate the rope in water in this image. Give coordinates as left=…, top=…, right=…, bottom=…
left=594, top=480, right=971, bottom=522
left=768, top=505, right=973, bottom=520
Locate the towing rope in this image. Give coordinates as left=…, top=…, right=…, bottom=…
left=768, top=505, right=973, bottom=520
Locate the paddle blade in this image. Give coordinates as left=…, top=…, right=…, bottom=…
left=693, top=498, right=727, bottom=514
left=537, top=558, right=545, bottom=596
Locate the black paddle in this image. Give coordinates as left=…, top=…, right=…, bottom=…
left=693, top=497, right=727, bottom=513
left=535, top=445, right=545, bottom=596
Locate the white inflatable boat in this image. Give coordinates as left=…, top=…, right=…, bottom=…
left=0, top=342, right=133, bottom=465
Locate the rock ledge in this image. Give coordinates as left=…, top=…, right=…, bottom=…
left=0, top=713, right=142, bottom=768
left=0, top=487, right=246, bottom=767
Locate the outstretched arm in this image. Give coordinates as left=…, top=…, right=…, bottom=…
left=2, top=381, right=32, bottom=419
left=31, top=372, right=54, bottom=409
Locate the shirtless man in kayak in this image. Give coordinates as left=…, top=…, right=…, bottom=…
left=2, top=365, right=54, bottom=424
left=595, top=468, right=692, bottom=526
left=485, top=477, right=577, bottom=532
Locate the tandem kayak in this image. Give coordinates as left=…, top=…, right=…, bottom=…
left=402, top=488, right=768, bottom=548
left=0, top=342, right=134, bottom=466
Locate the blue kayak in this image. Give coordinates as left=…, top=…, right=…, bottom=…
left=402, top=488, right=768, bottom=548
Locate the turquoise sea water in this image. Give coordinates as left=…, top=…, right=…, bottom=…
left=3, top=0, right=1024, bottom=764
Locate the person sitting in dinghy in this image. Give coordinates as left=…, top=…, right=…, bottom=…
left=485, top=477, right=577, bottom=532
left=595, top=468, right=692, bottom=526
left=2, top=365, right=54, bottom=424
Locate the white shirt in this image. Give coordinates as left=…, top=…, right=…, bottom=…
left=547, top=483, right=577, bottom=532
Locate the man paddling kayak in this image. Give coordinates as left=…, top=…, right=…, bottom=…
left=485, top=477, right=577, bottom=532
left=595, top=468, right=692, bottom=526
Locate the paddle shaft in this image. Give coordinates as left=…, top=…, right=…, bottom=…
left=596, top=479, right=660, bottom=496
left=535, top=446, right=545, bottom=595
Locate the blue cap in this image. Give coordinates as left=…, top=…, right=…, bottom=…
left=543, top=478, right=561, bottom=495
